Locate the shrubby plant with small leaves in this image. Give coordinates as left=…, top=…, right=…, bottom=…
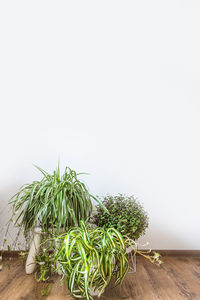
left=92, top=194, right=149, bottom=241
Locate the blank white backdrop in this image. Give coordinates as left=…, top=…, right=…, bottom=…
left=0, top=1, right=200, bottom=249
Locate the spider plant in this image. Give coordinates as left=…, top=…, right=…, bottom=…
left=10, top=164, right=106, bottom=236
left=55, top=221, right=129, bottom=300
left=33, top=222, right=161, bottom=298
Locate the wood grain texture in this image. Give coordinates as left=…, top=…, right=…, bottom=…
left=0, top=256, right=200, bottom=300
left=2, top=250, right=200, bottom=258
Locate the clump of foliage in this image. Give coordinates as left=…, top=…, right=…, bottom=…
left=55, top=221, right=129, bottom=300
left=54, top=221, right=161, bottom=300
left=92, top=194, right=149, bottom=240
left=35, top=246, right=55, bottom=282
left=9, top=164, right=105, bottom=237
left=2, top=163, right=162, bottom=300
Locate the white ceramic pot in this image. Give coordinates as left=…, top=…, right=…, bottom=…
left=90, top=287, right=102, bottom=297
left=25, top=227, right=42, bottom=274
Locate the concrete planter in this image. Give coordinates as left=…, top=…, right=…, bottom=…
left=25, top=227, right=42, bottom=274
left=25, top=227, right=63, bottom=275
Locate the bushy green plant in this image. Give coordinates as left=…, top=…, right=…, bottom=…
left=2, top=164, right=162, bottom=300
left=9, top=164, right=105, bottom=236
left=55, top=221, right=129, bottom=300
left=92, top=194, right=149, bottom=240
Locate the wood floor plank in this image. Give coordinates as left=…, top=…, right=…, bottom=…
left=1, top=257, right=200, bottom=299
left=46, top=276, right=73, bottom=300
left=161, top=257, right=198, bottom=300
left=0, top=260, right=22, bottom=294
left=141, top=257, right=184, bottom=300
left=166, top=257, right=200, bottom=298
left=124, top=257, right=158, bottom=300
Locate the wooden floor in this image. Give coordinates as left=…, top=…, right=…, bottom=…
left=0, top=256, right=200, bottom=300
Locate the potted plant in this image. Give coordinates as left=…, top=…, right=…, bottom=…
left=54, top=220, right=161, bottom=300
left=8, top=164, right=107, bottom=274
left=90, top=194, right=149, bottom=273
left=4, top=167, right=162, bottom=299
left=91, top=194, right=149, bottom=246
left=54, top=221, right=129, bottom=300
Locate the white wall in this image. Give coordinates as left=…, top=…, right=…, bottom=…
left=0, top=0, right=200, bottom=250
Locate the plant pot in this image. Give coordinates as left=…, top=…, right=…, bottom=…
left=25, top=227, right=42, bottom=274
left=126, top=246, right=133, bottom=254
left=126, top=246, right=136, bottom=273
left=90, top=287, right=103, bottom=297
left=26, top=228, right=65, bottom=276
